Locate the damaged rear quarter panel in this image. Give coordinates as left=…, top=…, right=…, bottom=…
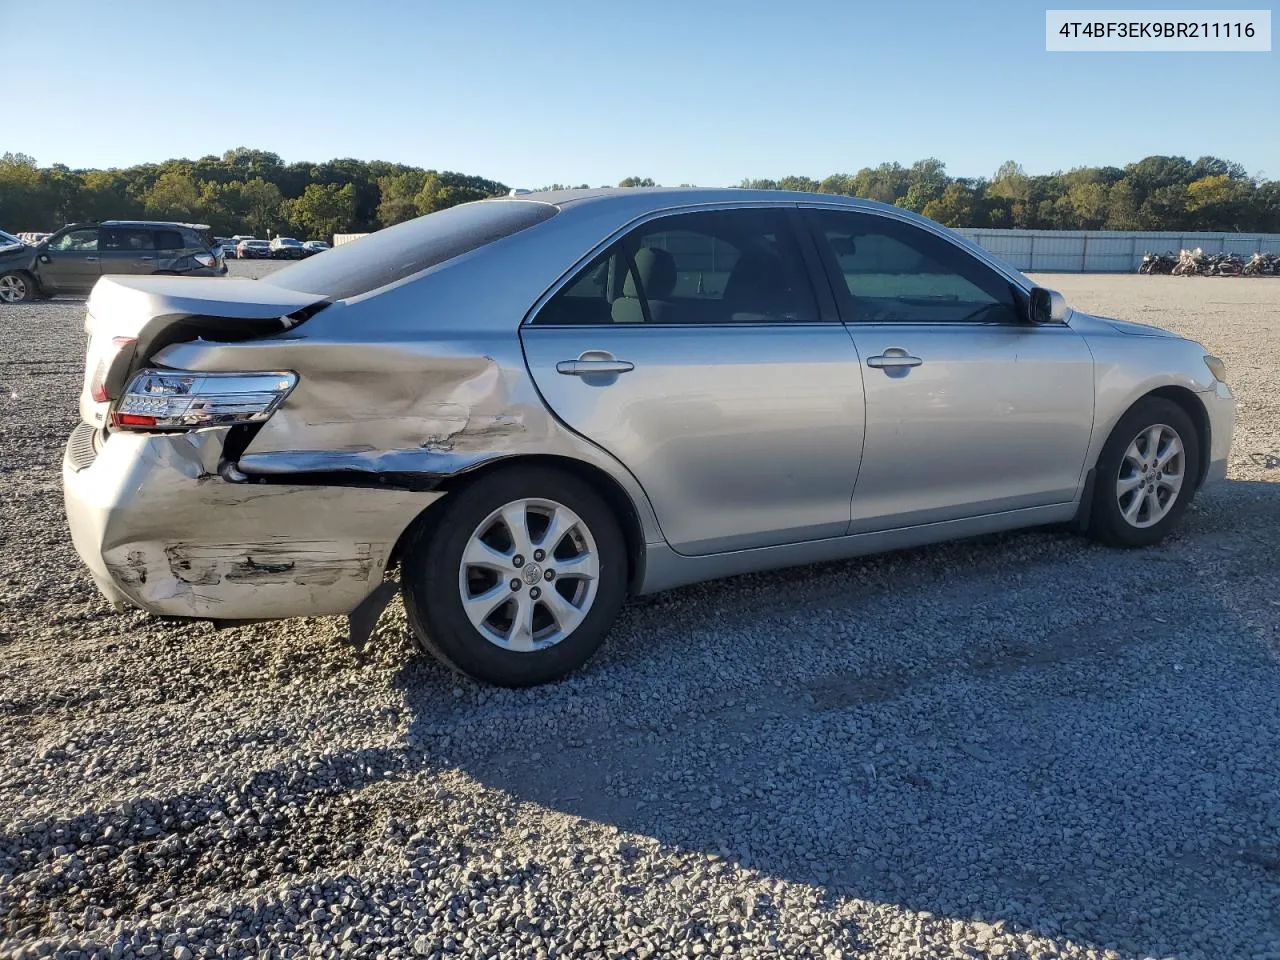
left=155, top=328, right=554, bottom=473
left=76, top=429, right=443, bottom=619
left=152, top=295, right=663, bottom=548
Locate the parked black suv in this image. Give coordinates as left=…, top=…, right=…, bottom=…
left=0, top=221, right=227, bottom=303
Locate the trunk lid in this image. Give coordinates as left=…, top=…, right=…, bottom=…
left=80, top=275, right=328, bottom=427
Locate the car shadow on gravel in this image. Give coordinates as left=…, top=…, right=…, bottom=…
left=3, top=481, right=1277, bottom=956
left=387, top=478, right=1280, bottom=957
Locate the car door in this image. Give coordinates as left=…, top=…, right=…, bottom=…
left=521, top=205, right=866, bottom=556
left=99, top=226, right=158, bottom=276
left=153, top=228, right=187, bottom=270
left=38, top=227, right=101, bottom=293
left=803, top=206, right=1095, bottom=533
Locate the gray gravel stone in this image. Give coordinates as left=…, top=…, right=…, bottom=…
left=0, top=269, right=1278, bottom=960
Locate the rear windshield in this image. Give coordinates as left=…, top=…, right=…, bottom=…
left=263, top=199, right=557, bottom=300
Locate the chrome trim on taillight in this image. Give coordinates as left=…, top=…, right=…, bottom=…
left=112, top=369, right=298, bottom=431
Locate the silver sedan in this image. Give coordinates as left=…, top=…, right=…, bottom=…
left=63, top=189, right=1235, bottom=686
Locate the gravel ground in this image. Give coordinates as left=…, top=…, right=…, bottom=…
left=1, top=268, right=1278, bottom=960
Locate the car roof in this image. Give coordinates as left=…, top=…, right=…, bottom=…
left=510, top=185, right=893, bottom=212
left=494, top=187, right=955, bottom=236
left=98, top=220, right=211, bottom=230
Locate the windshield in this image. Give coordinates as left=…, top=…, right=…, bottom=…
left=263, top=199, right=557, bottom=300
left=0, top=229, right=24, bottom=247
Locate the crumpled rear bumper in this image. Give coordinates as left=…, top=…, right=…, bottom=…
left=62, top=424, right=442, bottom=620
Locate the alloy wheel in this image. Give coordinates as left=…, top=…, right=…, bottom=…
left=1116, top=423, right=1185, bottom=528
left=0, top=275, right=27, bottom=303
left=457, top=498, right=600, bottom=652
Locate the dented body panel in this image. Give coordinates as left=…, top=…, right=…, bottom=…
left=64, top=426, right=444, bottom=618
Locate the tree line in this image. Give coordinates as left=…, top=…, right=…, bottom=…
left=1, top=148, right=1277, bottom=237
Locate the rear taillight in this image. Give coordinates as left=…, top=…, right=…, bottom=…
left=111, top=370, right=298, bottom=431
left=194, top=252, right=216, bottom=268
left=88, top=336, right=138, bottom=403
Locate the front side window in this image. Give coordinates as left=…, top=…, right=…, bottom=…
left=809, top=209, right=1020, bottom=324
left=50, top=228, right=98, bottom=252
left=533, top=207, right=819, bottom=326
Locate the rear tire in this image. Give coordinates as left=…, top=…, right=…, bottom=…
left=0, top=271, right=36, bottom=303
left=402, top=467, right=628, bottom=687
left=1087, top=397, right=1200, bottom=548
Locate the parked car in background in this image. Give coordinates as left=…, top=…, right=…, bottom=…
left=0, top=230, right=36, bottom=303
left=269, top=237, right=306, bottom=260
left=302, top=240, right=330, bottom=257
left=61, top=189, right=1234, bottom=687
left=236, top=239, right=272, bottom=259
left=17, top=232, right=52, bottom=245
left=1, top=220, right=225, bottom=302
left=215, top=238, right=238, bottom=260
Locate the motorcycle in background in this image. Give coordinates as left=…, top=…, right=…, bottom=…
left=1243, top=252, right=1280, bottom=276
left=1173, top=248, right=1205, bottom=276
left=1138, top=252, right=1177, bottom=274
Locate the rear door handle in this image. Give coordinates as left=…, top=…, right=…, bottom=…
left=84, top=256, right=99, bottom=262
left=866, top=349, right=922, bottom=370
left=139, top=256, right=155, bottom=261
left=556, top=357, right=635, bottom=376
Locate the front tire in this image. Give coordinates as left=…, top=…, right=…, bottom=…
left=1087, top=397, right=1200, bottom=548
left=0, top=271, right=36, bottom=303
left=402, top=467, right=628, bottom=686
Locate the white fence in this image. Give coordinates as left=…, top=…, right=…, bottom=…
left=955, top=229, right=1280, bottom=273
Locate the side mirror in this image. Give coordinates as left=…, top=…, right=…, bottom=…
left=1029, top=286, right=1069, bottom=325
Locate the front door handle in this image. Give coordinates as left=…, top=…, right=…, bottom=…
left=556, top=353, right=635, bottom=376
left=139, top=256, right=155, bottom=261
left=84, top=256, right=99, bottom=262
left=866, top=349, right=922, bottom=370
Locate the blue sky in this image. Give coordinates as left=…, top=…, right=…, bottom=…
left=10, top=0, right=1278, bottom=184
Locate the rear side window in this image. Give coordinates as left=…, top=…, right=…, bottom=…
left=153, top=230, right=185, bottom=251
left=102, top=227, right=154, bottom=251
left=532, top=207, right=819, bottom=326
left=264, top=200, right=557, bottom=300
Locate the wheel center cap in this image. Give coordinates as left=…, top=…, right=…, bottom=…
left=522, top=562, right=543, bottom=585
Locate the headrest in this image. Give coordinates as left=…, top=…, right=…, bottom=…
left=624, top=246, right=677, bottom=299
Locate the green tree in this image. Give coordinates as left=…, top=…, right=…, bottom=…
left=1104, top=180, right=1140, bottom=229
left=1066, top=181, right=1108, bottom=229
left=144, top=170, right=202, bottom=220
left=921, top=183, right=976, bottom=227
left=0, top=153, right=48, bottom=230
left=988, top=161, right=1029, bottom=212
left=1139, top=184, right=1190, bottom=230
left=240, top=178, right=284, bottom=236
left=818, top=174, right=855, bottom=195
left=410, top=170, right=503, bottom=215
left=618, top=176, right=656, bottom=188
left=288, top=182, right=356, bottom=239
left=777, top=176, right=819, bottom=193
left=377, top=171, right=427, bottom=226
left=1186, top=174, right=1250, bottom=230
left=79, top=169, right=145, bottom=223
